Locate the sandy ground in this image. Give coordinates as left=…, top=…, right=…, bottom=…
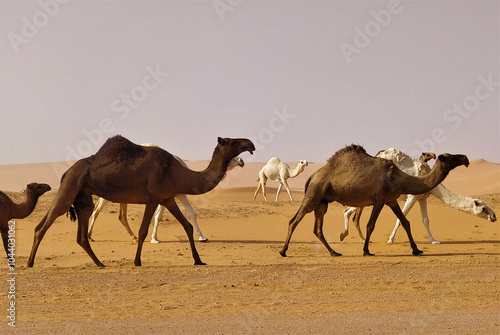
left=0, top=158, right=499, bottom=334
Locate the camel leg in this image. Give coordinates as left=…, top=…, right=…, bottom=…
left=279, top=200, right=317, bottom=257
left=1, top=223, right=9, bottom=260
left=177, top=195, right=207, bottom=242
left=261, top=181, right=268, bottom=202
left=253, top=182, right=261, bottom=201
left=259, top=174, right=269, bottom=202
left=313, top=202, right=341, bottom=256
left=74, top=191, right=105, bottom=267
left=340, top=207, right=355, bottom=241
left=134, top=203, right=158, bottom=266
left=275, top=183, right=283, bottom=202
left=387, top=195, right=417, bottom=244
left=162, top=198, right=205, bottom=265
left=150, top=205, right=164, bottom=243
left=388, top=201, right=423, bottom=255
left=88, top=197, right=107, bottom=241
left=418, top=199, right=439, bottom=244
left=341, top=207, right=365, bottom=242
left=353, top=207, right=365, bottom=242
left=118, top=203, right=138, bottom=242
left=28, top=201, right=75, bottom=267
left=282, top=179, right=294, bottom=202
left=363, top=202, right=384, bottom=256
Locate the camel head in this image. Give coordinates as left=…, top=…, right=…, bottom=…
left=217, top=137, right=255, bottom=159
left=437, top=153, right=469, bottom=170
left=229, top=157, right=245, bottom=169
left=419, top=152, right=436, bottom=163
left=26, top=183, right=52, bottom=196
left=297, top=160, right=308, bottom=173
left=472, top=199, right=497, bottom=222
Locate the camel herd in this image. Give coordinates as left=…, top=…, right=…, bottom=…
left=0, top=135, right=496, bottom=268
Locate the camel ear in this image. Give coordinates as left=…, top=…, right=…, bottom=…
left=474, top=200, right=480, bottom=206
left=218, top=137, right=225, bottom=145
left=438, top=154, right=446, bottom=162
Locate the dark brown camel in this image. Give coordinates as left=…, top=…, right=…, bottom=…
left=27, top=135, right=255, bottom=268
left=0, top=183, right=51, bottom=263
left=279, top=145, right=469, bottom=257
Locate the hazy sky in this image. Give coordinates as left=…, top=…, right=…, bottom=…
left=0, top=0, right=498, bottom=166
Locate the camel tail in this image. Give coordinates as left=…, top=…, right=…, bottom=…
left=67, top=206, right=77, bottom=222
left=304, top=176, right=312, bottom=193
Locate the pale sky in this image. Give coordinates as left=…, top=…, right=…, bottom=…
left=0, top=0, right=498, bottom=166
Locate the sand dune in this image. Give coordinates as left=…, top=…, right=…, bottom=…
left=0, top=158, right=498, bottom=197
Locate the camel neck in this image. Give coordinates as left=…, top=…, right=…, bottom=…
left=430, top=184, right=475, bottom=213
left=180, top=147, right=230, bottom=195
left=288, top=164, right=304, bottom=178
left=11, top=189, right=38, bottom=219
left=399, top=161, right=450, bottom=196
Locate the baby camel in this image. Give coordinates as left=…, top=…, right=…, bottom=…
left=253, top=157, right=308, bottom=202
left=279, top=145, right=469, bottom=258
left=88, top=155, right=244, bottom=243
left=342, top=148, right=496, bottom=244
left=0, top=183, right=51, bottom=264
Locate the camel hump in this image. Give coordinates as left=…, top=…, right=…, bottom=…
left=94, top=135, right=147, bottom=163
left=267, top=157, right=281, bottom=164
left=341, top=144, right=367, bottom=154
left=328, top=144, right=367, bottom=164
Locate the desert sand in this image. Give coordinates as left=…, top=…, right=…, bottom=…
left=0, top=158, right=499, bottom=334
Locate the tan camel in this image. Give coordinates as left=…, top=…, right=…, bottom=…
left=27, top=135, right=255, bottom=268
left=88, top=156, right=244, bottom=243
left=0, top=183, right=51, bottom=263
left=279, top=144, right=469, bottom=257
left=343, top=148, right=496, bottom=244
left=340, top=150, right=437, bottom=242
left=253, top=157, right=308, bottom=202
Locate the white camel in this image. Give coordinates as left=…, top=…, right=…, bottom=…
left=341, top=148, right=497, bottom=244
left=88, top=149, right=244, bottom=243
left=253, top=157, right=308, bottom=202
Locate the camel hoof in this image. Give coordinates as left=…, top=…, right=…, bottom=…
left=363, top=252, right=375, bottom=256
left=431, top=240, right=441, bottom=245
left=150, top=239, right=160, bottom=244
left=89, top=237, right=95, bottom=242
left=279, top=250, right=287, bottom=257
left=339, top=233, right=347, bottom=241
left=330, top=251, right=342, bottom=257
left=198, top=237, right=209, bottom=242
left=412, top=249, right=424, bottom=256
left=194, top=261, right=207, bottom=266
left=97, top=264, right=105, bottom=269
left=386, top=239, right=394, bottom=244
